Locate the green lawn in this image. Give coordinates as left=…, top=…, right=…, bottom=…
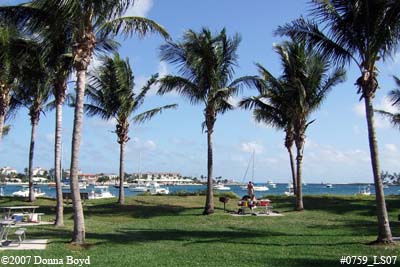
left=1, top=195, right=399, bottom=267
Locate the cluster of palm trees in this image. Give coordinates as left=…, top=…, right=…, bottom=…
left=0, top=0, right=398, bottom=246
left=0, top=0, right=169, bottom=244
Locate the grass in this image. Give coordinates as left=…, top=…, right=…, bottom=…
left=1, top=195, right=399, bottom=267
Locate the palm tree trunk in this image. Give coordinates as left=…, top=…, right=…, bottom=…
left=295, top=139, right=304, bottom=211
left=118, top=141, right=125, bottom=205
left=203, top=127, right=214, bottom=215
left=287, top=146, right=297, bottom=195
left=364, top=95, right=393, bottom=243
left=28, top=115, right=39, bottom=202
left=70, top=69, right=86, bottom=244
left=0, top=86, right=10, bottom=145
left=54, top=101, right=64, bottom=226
left=0, top=114, right=5, bottom=144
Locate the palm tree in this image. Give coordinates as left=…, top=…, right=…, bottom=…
left=12, top=40, right=52, bottom=202
left=241, top=41, right=345, bottom=210
left=276, top=0, right=400, bottom=244
left=158, top=28, right=256, bottom=215
left=375, top=76, right=400, bottom=128
left=86, top=53, right=176, bottom=205
left=22, top=0, right=169, bottom=244
left=0, top=0, right=123, bottom=227
left=0, top=23, right=22, bottom=144
left=239, top=64, right=298, bottom=196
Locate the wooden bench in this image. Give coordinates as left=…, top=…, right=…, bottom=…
left=14, top=228, right=26, bottom=246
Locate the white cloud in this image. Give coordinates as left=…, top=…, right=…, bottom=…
left=158, top=61, right=169, bottom=78
left=124, top=0, right=153, bottom=17
left=144, top=140, right=156, bottom=150
left=87, top=117, right=117, bottom=128
left=384, top=143, right=397, bottom=153
left=354, top=97, right=398, bottom=129
left=131, top=137, right=157, bottom=151
left=354, top=101, right=365, bottom=116
left=241, top=141, right=264, bottom=154
left=45, top=133, right=55, bottom=144
left=376, top=96, right=397, bottom=114
left=386, top=52, right=400, bottom=72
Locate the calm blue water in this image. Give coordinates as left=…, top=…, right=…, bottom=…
left=1, top=183, right=399, bottom=198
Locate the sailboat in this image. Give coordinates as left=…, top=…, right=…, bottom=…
left=241, top=151, right=269, bottom=192
left=284, top=182, right=294, bottom=196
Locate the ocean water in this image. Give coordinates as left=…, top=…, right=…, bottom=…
left=1, top=183, right=399, bottom=199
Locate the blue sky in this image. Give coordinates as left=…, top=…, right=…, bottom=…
left=1, top=0, right=400, bottom=183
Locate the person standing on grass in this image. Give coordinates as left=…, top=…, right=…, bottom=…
left=247, top=181, right=255, bottom=200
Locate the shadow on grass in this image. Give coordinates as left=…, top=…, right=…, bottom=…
left=71, top=226, right=359, bottom=248
left=270, top=195, right=400, bottom=217
left=76, top=200, right=205, bottom=219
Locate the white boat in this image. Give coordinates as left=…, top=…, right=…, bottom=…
left=213, top=184, right=231, bottom=191
left=284, top=183, right=294, bottom=196
left=357, top=185, right=371, bottom=196
left=114, top=182, right=129, bottom=188
left=12, top=186, right=45, bottom=198
left=267, top=180, right=276, bottom=188
left=148, top=182, right=169, bottom=195
left=62, top=182, right=87, bottom=190
left=129, top=183, right=149, bottom=192
left=89, top=186, right=115, bottom=199
left=326, top=183, right=333, bottom=188
left=253, top=185, right=269, bottom=191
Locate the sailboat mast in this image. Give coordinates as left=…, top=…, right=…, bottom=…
left=138, top=151, right=141, bottom=181
left=252, top=150, right=255, bottom=182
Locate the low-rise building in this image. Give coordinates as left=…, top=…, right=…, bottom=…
left=131, top=172, right=194, bottom=185
left=0, top=166, right=17, bottom=175
left=32, top=167, right=48, bottom=176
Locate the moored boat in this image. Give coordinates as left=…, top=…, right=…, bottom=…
left=89, top=186, right=115, bottom=199
left=12, top=186, right=45, bottom=198
left=213, top=184, right=231, bottom=191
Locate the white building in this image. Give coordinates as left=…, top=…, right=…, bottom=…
left=32, top=167, right=48, bottom=176
left=132, top=172, right=194, bottom=184
left=0, top=166, right=17, bottom=175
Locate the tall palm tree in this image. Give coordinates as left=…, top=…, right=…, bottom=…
left=276, top=0, right=400, bottom=244
left=12, top=40, right=52, bottom=202
left=158, top=28, right=256, bottom=215
left=0, top=0, right=122, bottom=227
left=239, top=64, right=298, bottom=196
left=24, top=0, right=169, bottom=244
left=0, top=23, right=22, bottom=144
left=375, top=76, right=400, bottom=127
left=86, top=53, right=176, bottom=205
left=241, top=41, right=345, bottom=210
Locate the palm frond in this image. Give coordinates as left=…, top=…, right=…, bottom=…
left=375, top=109, right=400, bottom=130
left=100, top=16, right=169, bottom=40
left=133, top=104, right=177, bottom=124
left=158, top=75, right=202, bottom=104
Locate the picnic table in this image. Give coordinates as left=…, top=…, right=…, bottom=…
left=1, top=206, right=42, bottom=222
left=237, top=199, right=273, bottom=214
left=0, top=220, right=15, bottom=247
